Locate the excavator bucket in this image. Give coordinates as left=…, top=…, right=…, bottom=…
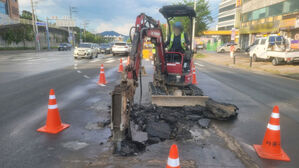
left=151, top=95, right=209, bottom=107
left=149, top=82, right=209, bottom=107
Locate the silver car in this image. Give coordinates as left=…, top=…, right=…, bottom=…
left=74, top=43, right=98, bottom=59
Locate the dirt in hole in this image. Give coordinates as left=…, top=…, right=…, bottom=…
left=115, top=99, right=238, bottom=156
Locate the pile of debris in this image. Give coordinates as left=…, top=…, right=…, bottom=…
left=114, top=99, right=238, bottom=156
left=130, top=99, right=238, bottom=143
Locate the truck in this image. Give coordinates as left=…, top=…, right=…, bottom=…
left=249, top=35, right=299, bottom=66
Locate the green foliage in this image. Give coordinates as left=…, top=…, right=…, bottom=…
left=161, top=24, right=167, bottom=39
left=172, top=0, right=213, bottom=35
left=72, top=26, right=107, bottom=44
left=20, top=10, right=33, bottom=20
left=20, top=10, right=42, bottom=22
left=0, top=25, right=34, bottom=45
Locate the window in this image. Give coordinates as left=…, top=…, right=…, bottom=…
left=219, top=4, right=236, bottom=13
left=252, top=8, right=267, bottom=20
left=0, top=2, right=7, bottom=15
left=218, top=15, right=235, bottom=22
left=268, top=3, right=283, bottom=17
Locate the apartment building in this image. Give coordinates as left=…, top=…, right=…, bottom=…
left=217, top=0, right=237, bottom=31
left=0, top=0, right=19, bottom=25
left=239, top=0, right=299, bottom=49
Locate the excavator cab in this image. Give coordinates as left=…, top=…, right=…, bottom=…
left=159, top=5, right=196, bottom=86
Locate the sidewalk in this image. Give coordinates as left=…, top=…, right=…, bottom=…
left=197, top=51, right=299, bottom=80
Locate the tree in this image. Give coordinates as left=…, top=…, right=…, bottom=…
left=172, top=0, right=213, bottom=35
left=0, top=25, right=34, bottom=47
left=20, top=10, right=33, bottom=20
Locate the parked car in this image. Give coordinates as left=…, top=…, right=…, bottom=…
left=217, top=42, right=241, bottom=53
left=58, top=43, right=72, bottom=51
left=112, top=42, right=130, bottom=56
left=100, top=43, right=112, bottom=54
left=73, top=43, right=98, bottom=59
left=94, top=43, right=101, bottom=54
left=249, top=35, right=299, bottom=65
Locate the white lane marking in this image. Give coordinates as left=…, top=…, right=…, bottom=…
left=74, top=63, right=78, bottom=66
left=74, top=67, right=78, bottom=69
left=195, top=63, right=204, bottom=67
left=90, top=59, right=99, bottom=63
left=105, top=59, right=115, bottom=63
left=77, top=70, right=82, bottom=73
left=83, top=75, right=90, bottom=79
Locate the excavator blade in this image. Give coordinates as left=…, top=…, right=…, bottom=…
left=151, top=95, right=209, bottom=107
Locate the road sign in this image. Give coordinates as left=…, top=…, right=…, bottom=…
left=36, top=22, right=46, bottom=26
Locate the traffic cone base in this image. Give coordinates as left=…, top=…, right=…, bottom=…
left=37, top=89, right=70, bottom=134
left=37, top=123, right=70, bottom=134
left=253, top=144, right=290, bottom=161
left=253, top=105, right=290, bottom=162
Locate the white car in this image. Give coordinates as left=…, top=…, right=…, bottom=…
left=112, top=42, right=130, bottom=56
left=74, top=43, right=98, bottom=59
left=217, top=42, right=241, bottom=53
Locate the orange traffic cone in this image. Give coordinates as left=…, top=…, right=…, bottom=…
left=98, top=64, right=107, bottom=85
left=253, top=106, right=290, bottom=161
left=118, top=58, right=123, bottom=72
left=37, top=89, right=70, bottom=134
left=126, top=56, right=130, bottom=66
left=166, top=144, right=180, bottom=168
left=192, top=65, right=197, bottom=84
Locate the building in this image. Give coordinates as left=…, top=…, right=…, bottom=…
left=217, top=0, right=237, bottom=31
left=0, top=0, right=19, bottom=25
left=239, top=0, right=299, bottom=49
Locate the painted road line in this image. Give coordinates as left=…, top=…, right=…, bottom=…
left=105, top=59, right=115, bottom=63
left=74, top=67, right=78, bottom=69
left=195, top=63, right=204, bottom=67
left=77, top=70, right=82, bottom=73
left=90, top=59, right=100, bottom=63
left=83, top=75, right=90, bottom=79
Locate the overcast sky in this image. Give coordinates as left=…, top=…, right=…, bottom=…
left=19, top=0, right=220, bottom=35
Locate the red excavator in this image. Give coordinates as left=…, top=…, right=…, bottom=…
left=111, top=5, right=219, bottom=151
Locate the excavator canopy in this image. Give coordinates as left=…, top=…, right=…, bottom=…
left=159, top=5, right=196, bottom=19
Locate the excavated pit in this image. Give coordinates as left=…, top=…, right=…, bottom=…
left=114, top=98, right=238, bottom=156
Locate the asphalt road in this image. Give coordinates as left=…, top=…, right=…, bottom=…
left=195, top=60, right=299, bottom=167
left=0, top=50, right=298, bottom=167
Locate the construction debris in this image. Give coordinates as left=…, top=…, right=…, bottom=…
left=112, top=96, right=238, bottom=156
left=129, top=99, right=238, bottom=145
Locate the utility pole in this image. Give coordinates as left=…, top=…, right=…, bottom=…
left=30, top=0, right=37, bottom=51
left=192, top=0, right=197, bottom=51
left=69, top=6, right=77, bottom=46
left=46, top=17, right=50, bottom=50
left=34, top=6, right=40, bottom=51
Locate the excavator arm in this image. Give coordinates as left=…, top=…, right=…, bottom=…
left=111, top=13, right=165, bottom=151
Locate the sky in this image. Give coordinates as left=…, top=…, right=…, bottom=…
left=19, top=0, right=220, bottom=35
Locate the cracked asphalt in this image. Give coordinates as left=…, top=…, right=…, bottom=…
left=0, top=50, right=298, bottom=167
